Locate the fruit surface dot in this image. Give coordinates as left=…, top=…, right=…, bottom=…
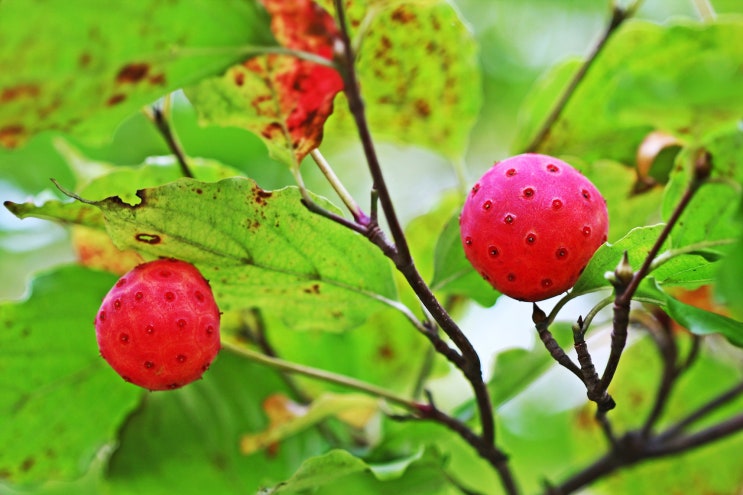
left=582, top=226, right=592, bottom=236
left=541, top=279, right=553, bottom=288
left=194, top=291, right=204, bottom=302
left=483, top=200, right=492, bottom=210
left=547, top=164, right=559, bottom=173
left=523, top=187, right=534, bottom=198
left=165, top=292, right=175, bottom=301
left=488, top=246, right=499, bottom=257
left=556, top=248, right=568, bottom=258
left=582, top=190, right=591, bottom=200
left=176, top=354, right=187, bottom=363
left=119, top=333, right=129, bottom=344
left=552, top=199, right=563, bottom=209
left=99, top=311, right=106, bottom=321
left=506, top=168, right=516, bottom=177
left=145, top=325, right=155, bottom=334
left=504, top=214, right=514, bottom=224
left=507, top=273, right=516, bottom=282
left=144, top=361, right=154, bottom=369
left=113, top=299, right=121, bottom=310
left=135, top=292, right=143, bottom=300
left=177, top=319, right=187, bottom=328
left=526, top=233, right=536, bottom=244
left=464, top=236, right=472, bottom=246
left=116, top=279, right=127, bottom=287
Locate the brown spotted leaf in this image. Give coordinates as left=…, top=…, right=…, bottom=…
left=7, top=177, right=397, bottom=331
left=187, top=0, right=344, bottom=167
left=323, top=1, right=481, bottom=162
left=0, top=0, right=275, bottom=149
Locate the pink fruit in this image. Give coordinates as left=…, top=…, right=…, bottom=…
left=460, top=153, right=609, bottom=302
left=95, top=258, right=221, bottom=391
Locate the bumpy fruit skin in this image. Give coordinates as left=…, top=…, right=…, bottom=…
left=95, top=258, right=221, bottom=391
left=460, top=153, right=609, bottom=302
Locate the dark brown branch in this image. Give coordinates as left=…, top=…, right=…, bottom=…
left=640, top=318, right=678, bottom=437
left=331, top=0, right=498, bottom=451
left=573, top=319, right=615, bottom=412
left=533, top=304, right=584, bottom=381
left=330, top=1, right=511, bottom=490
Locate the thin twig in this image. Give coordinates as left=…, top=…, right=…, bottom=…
left=523, top=3, right=639, bottom=153
left=533, top=304, right=584, bottom=381
left=310, top=149, right=370, bottom=225
left=146, top=97, right=194, bottom=179
left=656, top=380, right=743, bottom=442
left=222, top=339, right=420, bottom=410
left=600, top=152, right=711, bottom=394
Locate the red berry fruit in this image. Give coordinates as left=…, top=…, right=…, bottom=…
left=95, top=258, right=221, bottom=391
left=460, top=153, right=609, bottom=302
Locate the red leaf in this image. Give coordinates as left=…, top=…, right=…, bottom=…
left=250, top=0, right=344, bottom=163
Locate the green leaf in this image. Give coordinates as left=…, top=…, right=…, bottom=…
left=105, top=352, right=330, bottom=495
left=0, top=0, right=274, bottom=148
left=431, top=212, right=500, bottom=307
left=488, top=323, right=573, bottom=410
left=572, top=225, right=718, bottom=297
left=240, top=393, right=379, bottom=455
left=514, top=17, right=743, bottom=163
left=266, top=447, right=460, bottom=495
left=264, top=450, right=368, bottom=493
left=0, top=266, right=142, bottom=485
left=325, top=1, right=482, bottom=162
left=8, top=178, right=397, bottom=331
left=665, top=295, right=743, bottom=348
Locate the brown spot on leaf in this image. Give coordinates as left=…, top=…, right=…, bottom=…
left=116, top=62, right=150, bottom=84
left=378, top=343, right=394, bottom=360
left=414, top=99, right=431, bottom=118
left=261, top=122, right=284, bottom=139
left=1, top=84, right=40, bottom=103
left=79, top=52, right=92, bottom=67
left=107, top=93, right=126, bottom=106
left=0, top=125, right=25, bottom=148
left=252, top=184, right=273, bottom=206
left=234, top=71, right=245, bottom=86
left=148, top=73, right=166, bottom=86
left=20, top=457, right=35, bottom=472
left=391, top=7, right=416, bottom=23
left=303, top=283, right=320, bottom=294
left=135, top=233, right=161, bottom=244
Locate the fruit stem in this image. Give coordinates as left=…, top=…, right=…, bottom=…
left=310, top=149, right=370, bottom=225
left=222, top=338, right=420, bottom=410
